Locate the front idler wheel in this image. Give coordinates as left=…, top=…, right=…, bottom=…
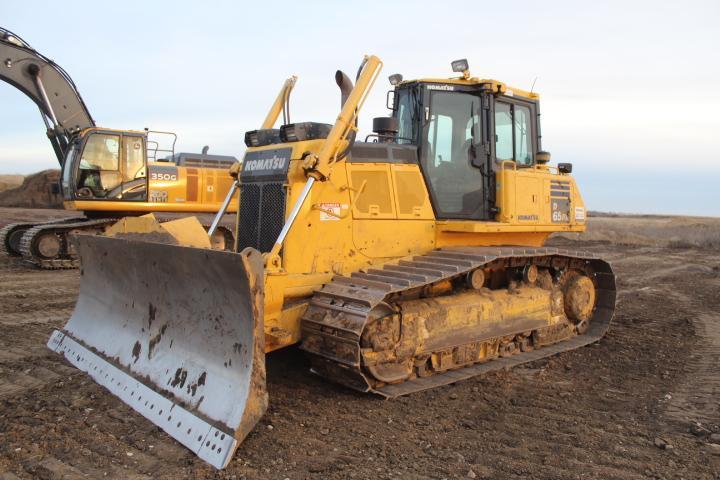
left=563, top=273, right=596, bottom=325
left=35, top=232, right=62, bottom=259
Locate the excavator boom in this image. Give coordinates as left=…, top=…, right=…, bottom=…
left=0, top=27, right=94, bottom=163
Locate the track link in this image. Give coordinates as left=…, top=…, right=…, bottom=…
left=301, top=246, right=616, bottom=397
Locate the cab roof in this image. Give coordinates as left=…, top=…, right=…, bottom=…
left=400, top=77, right=539, bottom=101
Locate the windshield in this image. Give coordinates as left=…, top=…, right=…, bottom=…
left=75, top=133, right=122, bottom=198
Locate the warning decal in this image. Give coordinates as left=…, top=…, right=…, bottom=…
left=319, top=203, right=341, bottom=221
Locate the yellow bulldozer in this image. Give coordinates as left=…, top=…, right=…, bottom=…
left=47, top=54, right=616, bottom=468
left=0, top=27, right=261, bottom=267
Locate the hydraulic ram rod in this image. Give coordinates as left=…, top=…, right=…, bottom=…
left=272, top=176, right=315, bottom=249
left=29, top=65, right=59, bottom=127
left=207, top=181, right=240, bottom=237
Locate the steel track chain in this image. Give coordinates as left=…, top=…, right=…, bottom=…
left=301, top=245, right=616, bottom=397
left=13, top=216, right=235, bottom=270
left=0, top=222, right=35, bottom=257
left=1, top=217, right=85, bottom=258
left=19, top=218, right=115, bottom=269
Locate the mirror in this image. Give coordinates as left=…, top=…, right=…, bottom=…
left=386, top=90, right=395, bottom=110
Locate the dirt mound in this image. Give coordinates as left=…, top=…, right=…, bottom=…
left=0, top=175, right=24, bottom=192
left=0, top=170, right=62, bottom=208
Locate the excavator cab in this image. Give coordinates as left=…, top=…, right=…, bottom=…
left=1, top=27, right=240, bottom=212
left=64, top=129, right=148, bottom=201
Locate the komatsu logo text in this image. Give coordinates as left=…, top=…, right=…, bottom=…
left=244, top=156, right=287, bottom=172
left=426, top=84, right=455, bottom=91
left=241, top=147, right=292, bottom=181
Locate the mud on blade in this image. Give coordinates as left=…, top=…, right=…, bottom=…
left=47, top=236, right=267, bottom=469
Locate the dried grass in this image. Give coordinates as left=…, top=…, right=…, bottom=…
left=555, top=215, right=720, bottom=250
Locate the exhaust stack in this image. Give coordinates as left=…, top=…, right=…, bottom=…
left=335, top=70, right=353, bottom=108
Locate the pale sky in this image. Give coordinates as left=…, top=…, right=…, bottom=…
left=1, top=0, right=718, bottom=215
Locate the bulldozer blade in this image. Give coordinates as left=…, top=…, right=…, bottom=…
left=47, top=235, right=267, bottom=469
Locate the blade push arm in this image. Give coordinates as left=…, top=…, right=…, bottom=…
left=261, top=76, right=297, bottom=129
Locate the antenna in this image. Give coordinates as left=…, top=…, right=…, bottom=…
left=530, top=76, right=539, bottom=94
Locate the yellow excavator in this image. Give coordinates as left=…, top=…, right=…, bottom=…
left=47, top=54, right=616, bottom=468
left=0, top=27, right=254, bottom=267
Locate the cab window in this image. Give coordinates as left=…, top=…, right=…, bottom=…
left=61, top=142, right=77, bottom=198
left=80, top=134, right=120, bottom=171
left=495, top=101, right=534, bottom=166
left=495, top=103, right=513, bottom=161
left=514, top=105, right=532, bottom=165
left=76, top=133, right=122, bottom=198
left=120, top=136, right=148, bottom=201
left=123, top=136, right=145, bottom=181
left=396, top=89, right=416, bottom=145
left=427, top=114, right=453, bottom=166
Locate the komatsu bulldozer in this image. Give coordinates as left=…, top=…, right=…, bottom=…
left=47, top=54, right=616, bottom=468
left=0, top=27, right=243, bottom=267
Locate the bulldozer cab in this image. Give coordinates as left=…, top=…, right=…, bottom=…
left=393, top=79, right=539, bottom=221
left=62, top=129, right=149, bottom=202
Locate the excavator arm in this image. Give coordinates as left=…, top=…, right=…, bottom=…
left=0, top=27, right=95, bottom=165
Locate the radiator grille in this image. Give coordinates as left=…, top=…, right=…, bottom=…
left=237, top=182, right=286, bottom=253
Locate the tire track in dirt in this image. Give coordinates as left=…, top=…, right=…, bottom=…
left=664, top=273, right=720, bottom=427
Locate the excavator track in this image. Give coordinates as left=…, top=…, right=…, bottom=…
left=12, top=217, right=234, bottom=269
left=301, top=246, right=616, bottom=398
left=18, top=218, right=115, bottom=269
left=1, top=217, right=86, bottom=258
left=1, top=222, right=35, bottom=257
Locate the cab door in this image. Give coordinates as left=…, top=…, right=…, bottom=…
left=418, top=88, right=491, bottom=220
left=493, top=97, right=542, bottom=223
left=120, top=134, right=148, bottom=201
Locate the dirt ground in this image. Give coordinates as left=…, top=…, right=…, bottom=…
left=1, top=207, right=719, bottom=480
